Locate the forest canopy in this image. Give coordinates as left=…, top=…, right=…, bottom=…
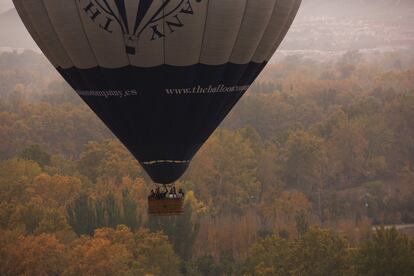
left=0, top=49, right=414, bottom=275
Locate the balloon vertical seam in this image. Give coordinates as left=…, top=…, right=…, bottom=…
left=38, top=0, right=74, bottom=68
left=197, top=0, right=210, bottom=64
left=227, top=0, right=250, bottom=64
left=72, top=0, right=100, bottom=68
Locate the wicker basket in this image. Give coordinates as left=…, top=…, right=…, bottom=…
left=148, top=198, right=184, bottom=216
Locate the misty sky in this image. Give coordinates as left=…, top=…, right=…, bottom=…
left=3, top=0, right=414, bottom=20
left=0, top=1, right=13, bottom=13
left=1, top=0, right=413, bottom=54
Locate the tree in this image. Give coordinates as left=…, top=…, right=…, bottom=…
left=0, top=158, right=41, bottom=203
left=133, top=229, right=181, bottom=276
left=67, top=187, right=142, bottom=236
left=89, top=226, right=181, bottom=276
left=78, top=140, right=142, bottom=182
left=20, top=144, right=51, bottom=167
left=9, top=203, right=45, bottom=234
left=284, top=130, right=325, bottom=194
left=67, top=193, right=97, bottom=235
left=77, top=142, right=106, bottom=182
left=0, top=234, right=67, bottom=276
left=65, top=236, right=132, bottom=276
left=93, top=225, right=135, bottom=250
left=295, top=211, right=309, bottom=236
left=34, top=208, right=75, bottom=243
left=353, top=227, right=414, bottom=276
left=195, top=255, right=223, bottom=276
left=186, top=129, right=260, bottom=213
left=149, top=192, right=200, bottom=261
left=327, top=118, right=368, bottom=187
left=336, top=50, right=361, bottom=79
left=243, top=235, right=292, bottom=276
left=290, top=227, right=350, bottom=276
left=28, top=173, right=82, bottom=208
left=261, top=190, right=312, bottom=235
left=44, top=154, right=79, bottom=176
left=256, top=142, right=284, bottom=204
left=121, top=188, right=140, bottom=231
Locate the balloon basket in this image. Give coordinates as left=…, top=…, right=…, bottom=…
left=148, top=198, right=184, bottom=216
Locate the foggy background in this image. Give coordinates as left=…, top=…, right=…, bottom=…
left=0, top=1, right=414, bottom=274
left=1, top=0, right=413, bottom=60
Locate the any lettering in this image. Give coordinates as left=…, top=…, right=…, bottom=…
left=99, top=17, right=114, bottom=33
left=84, top=2, right=101, bottom=21
left=180, top=0, right=194, bottom=15
left=166, top=15, right=184, bottom=33
left=150, top=25, right=165, bottom=40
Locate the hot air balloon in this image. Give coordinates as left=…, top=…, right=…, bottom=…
left=13, top=0, right=301, bottom=215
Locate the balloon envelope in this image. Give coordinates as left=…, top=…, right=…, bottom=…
left=13, top=0, right=302, bottom=183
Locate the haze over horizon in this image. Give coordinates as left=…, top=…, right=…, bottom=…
left=0, top=1, right=414, bottom=274
left=0, top=0, right=13, bottom=13
left=1, top=0, right=413, bottom=59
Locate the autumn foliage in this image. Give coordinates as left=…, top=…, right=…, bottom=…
left=0, top=50, right=414, bottom=274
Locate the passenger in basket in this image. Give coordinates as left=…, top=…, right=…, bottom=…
left=167, top=187, right=173, bottom=198
left=178, top=188, right=185, bottom=198
left=155, top=187, right=161, bottom=198
left=162, top=186, right=169, bottom=198
left=171, top=186, right=177, bottom=198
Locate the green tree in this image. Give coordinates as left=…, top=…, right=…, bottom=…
left=122, top=188, right=140, bottom=231
left=67, top=189, right=141, bottom=235
left=353, top=227, right=414, bottom=276
left=186, top=129, right=260, bottom=213
left=9, top=203, right=45, bottom=234
left=0, top=158, right=41, bottom=203
left=78, top=140, right=141, bottom=182
left=20, top=144, right=51, bottom=167
left=44, top=154, right=80, bottom=177
left=195, top=255, right=222, bottom=276
left=243, top=235, right=292, bottom=276
left=133, top=228, right=181, bottom=276
left=149, top=193, right=200, bottom=261
left=34, top=209, right=74, bottom=237
left=284, top=130, right=325, bottom=194
left=290, top=227, right=350, bottom=276
left=77, top=142, right=106, bottom=182
left=67, top=193, right=97, bottom=235
left=188, top=251, right=237, bottom=276
left=295, top=211, right=309, bottom=236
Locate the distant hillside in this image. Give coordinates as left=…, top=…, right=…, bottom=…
left=299, top=0, right=414, bottom=17
left=280, top=0, right=414, bottom=53
left=1, top=1, right=413, bottom=54
left=0, top=9, right=37, bottom=49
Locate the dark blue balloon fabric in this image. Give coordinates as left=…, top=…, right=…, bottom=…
left=58, top=62, right=266, bottom=183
